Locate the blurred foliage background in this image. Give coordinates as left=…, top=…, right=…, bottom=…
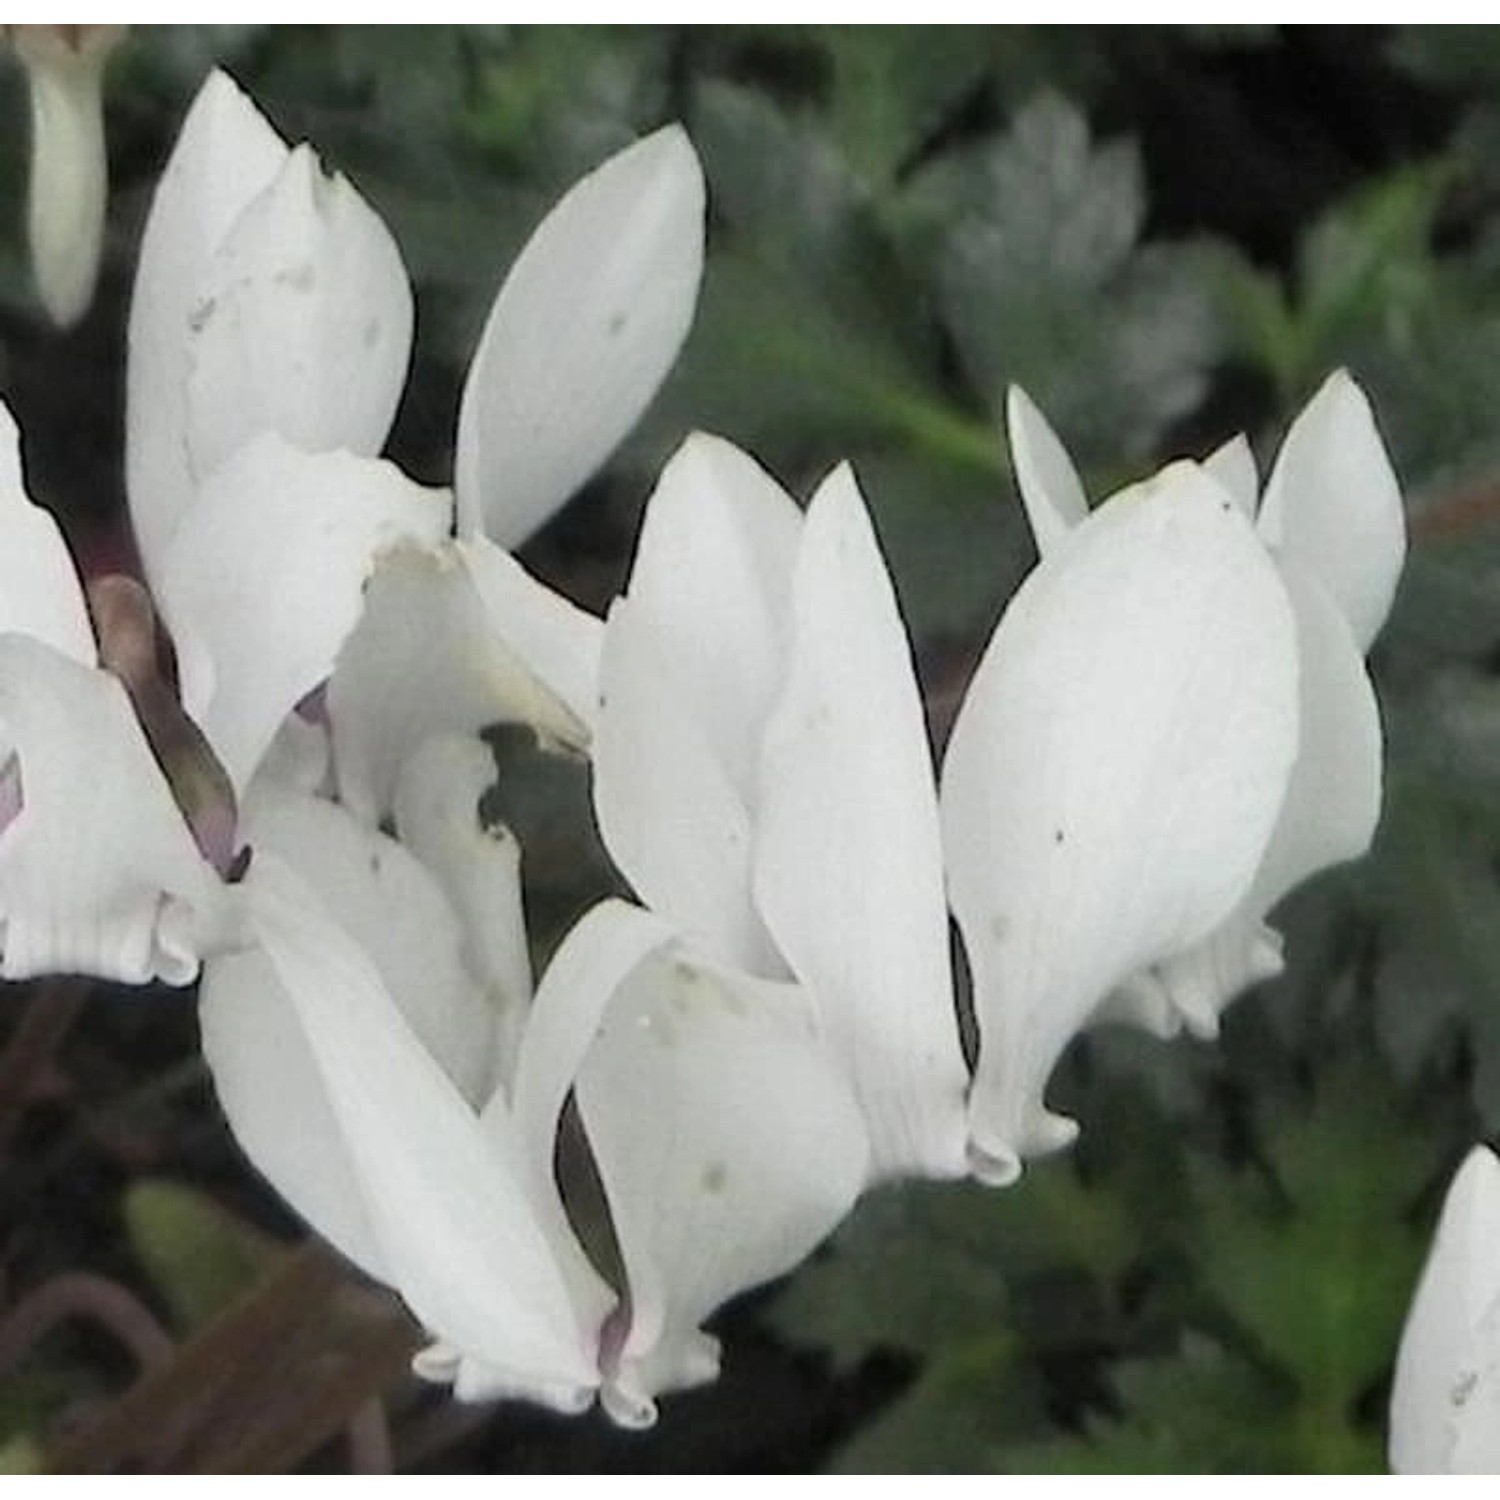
left=3, top=22, right=1500, bottom=1473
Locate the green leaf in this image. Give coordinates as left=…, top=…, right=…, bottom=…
left=1186, top=1052, right=1439, bottom=1467
left=124, top=1180, right=287, bottom=1333
left=916, top=92, right=1222, bottom=463
left=1003, top=1337, right=1296, bottom=1473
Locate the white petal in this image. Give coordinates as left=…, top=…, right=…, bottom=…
left=153, top=435, right=451, bottom=794
left=243, top=780, right=495, bottom=1102
left=327, top=537, right=596, bottom=824
left=1006, top=386, right=1089, bottom=557
left=0, top=401, right=94, bottom=664
left=184, top=144, right=413, bottom=482
left=574, top=937, right=869, bottom=1427
left=0, top=636, right=220, bottom=983
left=126, top=70, right=288, bottom=578
left=753, top=464, right=968, bottom=1181
left=1140, top=560, right=1382, bottom=1040
left=201, top=777, right=499, bottom=1281
left=1258, top=369, right=1406, bottom=651
left=496, top=899, right=675, bottom=1385
left=1391, top=1146, right=1500, bottom=1473
left=455, top=126, right=706, bottom=546
left=941, top=462, right=1300, bottom=1184
left=392, top=735, right=533, bottom=1092
left=243, top=851, right=600, bottom=1406
left=1203, top=433, right=1259, bottom=518
left=593, top=596, right=780, bottom=975
left=200, top=944, right=388, bottom=1280
left=621, top=433, right=803, bottom=804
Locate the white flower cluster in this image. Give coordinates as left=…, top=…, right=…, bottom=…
left=0, top=71, right=1469, bottom=1463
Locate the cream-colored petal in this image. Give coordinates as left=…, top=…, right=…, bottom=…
left=455, top=127, right=706, bottom=546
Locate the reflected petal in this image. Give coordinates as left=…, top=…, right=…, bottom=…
left=1203, top=433, right=1258, bottom=518
left=455, top=126, right=706, bottom=547
left=154, top=435, right=451, bottom=794
left=594, top=596, right=779, bottom=975
left=942, top=462, right=1299, bottom=1183
left=1258, top=369, right=1406, bottom=651
left=1006, top=386, right=1088, bottom=556
left=1136, top=560, right=1382, bottom=1040
left=126, top=69, right=288, bottom=576
left=184, top=143, right=412, bottom=482
left=754, top=464, right=968, bottom=1180
left=574, top=935, right=869, bottom=1426
left=621, top=433, right=802, bottom=803
left=243, top=851, right=600, bottom=1406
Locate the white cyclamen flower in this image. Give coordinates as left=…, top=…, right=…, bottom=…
left=123, top=69, right=704, bottom=816
left=1390, top=1145, right=1500, bottom=1473
left=999, top=371, right=1403, bottom=1042
left=942, top=456, right=1303, bottom=1184
left=201, top=756, right=869, bottom=1426
left=592, top=434, right=972, bottom=1184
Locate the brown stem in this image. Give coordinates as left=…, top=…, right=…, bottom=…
left=0, top=1271, right=174, bottom=1375
left=345, top=1397, right=394, bottom=1474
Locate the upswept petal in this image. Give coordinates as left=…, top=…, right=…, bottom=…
left=0, top=401, right=94, bottom=664
left=754, top=464, right=968, bottom=1181
left=0, top=635, right=220, bottom=982
left=454, top=126, right=706, bottom=547
left=1203, top=433, right=1259, bottom=519
left=126, top=69, right=287, bottom=574
left=153, top=434, right=451, bottom=795
left=567, top=909, right=869, bottom=1426
left=201, top=777, right=498, bottom=1280
left=594, top=596, right=780, bottom=974
left=1141, top=559, right=1382, bottom=1040
left=1258, top=369, right=1406, bottom=651
left=183, top=142, right=413, bottom=484
left=436, top=899, right=667, bottom=1405
left=621, top=433, right=803, bottom=803
left=327, top=537, right=597, bottom=824
left=942, top=462, right=1300, bottom=1184
left=1390, top=1146, right=1500, bottom=1473
left=243, top=851, right=600, bottom=1409
left=1006, top=385, right=1089, bottom=557
left=392, top=735, right=533, bottom=1091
